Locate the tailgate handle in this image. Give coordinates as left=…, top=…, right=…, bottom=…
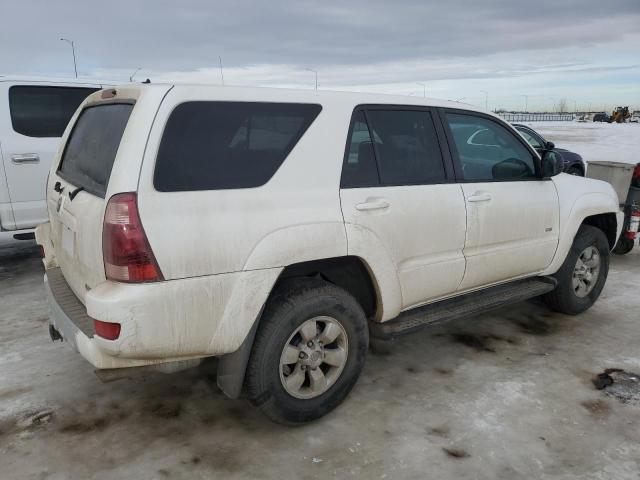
left=11, top=153, right=40, bottom=164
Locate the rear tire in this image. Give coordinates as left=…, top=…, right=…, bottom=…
left=245, top=278, right=368, bottom=425
left=543, top=225, right=609, bottom=315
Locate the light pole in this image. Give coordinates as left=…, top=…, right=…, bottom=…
left=60, top=38, right=77, bottom=78
left=219, top=56, right=225, bottom=86
left=305, top=68, right=318, bottom=91
left=548, top=97, right=557, bottom=113
left=129, top=67, right=141, bottom=82
left=480, top=90, right=488, bottom=110
left=417, top=83, right=426, bottom=98
left=521, top=94, right=528, bottom=112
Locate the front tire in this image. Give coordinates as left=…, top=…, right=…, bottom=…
left=245, top=278, right=368, bottom=425
left=543, top=225, right=610, bottom=315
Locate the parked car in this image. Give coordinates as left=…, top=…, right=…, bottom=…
left=630, top=111, right=640, bottom=123
left=0, top=77, right=107, bottom=232
left=593, top=112, right=610, bottom=122
left=37, top=85, right=622, bottom=424
left=513, top=123, right=586, bottom=176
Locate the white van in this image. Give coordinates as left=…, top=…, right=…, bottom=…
left=0, top=77, right=107, bottom=232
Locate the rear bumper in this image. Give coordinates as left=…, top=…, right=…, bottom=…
left=43, top=263, right=281, bottom=368
left=45, top=267, right=213, bottom=370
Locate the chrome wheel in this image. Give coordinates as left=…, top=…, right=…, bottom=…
left=572, top=245, right=601, bottom=298
left=279, top=316, right=348, bottom=399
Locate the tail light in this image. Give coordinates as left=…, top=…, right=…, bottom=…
left=102, top=192, right=163, bottom=283
left=94, top=319, right=121, bottom=340
left=632, top=164, right=640, bottom=187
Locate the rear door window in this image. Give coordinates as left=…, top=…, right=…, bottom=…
left=9, top=86, right=99, bottom=137
left=342, top=108, right=446, bottom=187
left=57, top=103, right=134, bottom=197
left=154, top=102, right=322, bottom=191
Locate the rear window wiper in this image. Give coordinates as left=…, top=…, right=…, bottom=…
left=69, top=186, right=85, bottom=201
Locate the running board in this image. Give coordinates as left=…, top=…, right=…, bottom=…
left=369, top=277, right=557, bottom=339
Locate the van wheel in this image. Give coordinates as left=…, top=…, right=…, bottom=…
left=543, top=225, right=609, bottom=315
left=245, top=278, right=368, bottom=424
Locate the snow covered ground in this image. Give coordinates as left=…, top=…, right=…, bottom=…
left=517, top=121, right=640, bottom=166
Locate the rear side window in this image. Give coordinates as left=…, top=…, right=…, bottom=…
left=9, top=86, right=99, bottom=137
left=341, top=108, right=446, bottom=187
left=154, top=102, right=322, bottom=191
left=58, top=103, right=133, bottom=197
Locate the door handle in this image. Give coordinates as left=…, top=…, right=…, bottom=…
left=467, top=193, right=492, bottom=203
left=355, top=199, right=390, bottom=211
left=11, top=153, right=40, bottom=164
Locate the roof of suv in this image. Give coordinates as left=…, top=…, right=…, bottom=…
left=148, top=83, right=481, bottom=112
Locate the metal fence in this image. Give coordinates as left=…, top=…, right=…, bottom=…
left=497, top=113, right=575, bottom=122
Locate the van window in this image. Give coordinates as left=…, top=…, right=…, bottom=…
left=57, top=103, right=133, bottom=197
left=154, top=102, right=322, bottom=191
left=9, top=86, right=99, bottom=137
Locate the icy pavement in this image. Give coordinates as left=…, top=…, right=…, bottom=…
left=517, top=121, right=640, bottom=165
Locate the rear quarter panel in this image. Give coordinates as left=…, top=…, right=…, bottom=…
left=137, top=87, right=351, bottom=280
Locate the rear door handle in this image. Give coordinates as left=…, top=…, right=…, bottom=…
left=11, top=153, right=40, bottom=164
left=467, top=193, right=492, bottom=203
left=355, top=200, right=390, bottom=211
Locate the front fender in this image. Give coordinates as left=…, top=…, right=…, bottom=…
left=543, top=191, right=621, bottom=275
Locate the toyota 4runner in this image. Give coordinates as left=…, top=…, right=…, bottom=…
left=36, top=85, right=622, bottom=424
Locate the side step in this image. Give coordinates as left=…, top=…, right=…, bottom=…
left=369, top=277, right=557, bottom=339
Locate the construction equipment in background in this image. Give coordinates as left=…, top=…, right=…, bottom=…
left=609, top=106, right=631, bottom=123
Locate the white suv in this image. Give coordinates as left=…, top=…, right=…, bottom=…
left=37, top=84, right=622, bottom=424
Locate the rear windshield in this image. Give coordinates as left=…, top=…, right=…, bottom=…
left=57, top=103, right=134, bottom=197
left=154, top=101, right=322, bottom=191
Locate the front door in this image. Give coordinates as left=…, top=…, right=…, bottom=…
left=442, top=110, right=559, bottom=291
left=340, top=107, right=467, bottom=310
left=0, top=83, right=99, bottom=229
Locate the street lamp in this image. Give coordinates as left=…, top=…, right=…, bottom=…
left=60, top=38, right=77, bottom=78
left=480, top=90, right=488, bottom=111
left=521, top=94, right=528, bottom=112
left=305, top=68, right=318, bottom=91
left=129, top=67, right=141, bottom=83
left=417, top=83, right=426, bottom=98
left=548, top=97, right=557, bottom=113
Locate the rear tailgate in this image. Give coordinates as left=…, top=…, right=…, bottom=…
left=46, top=85, right=171, bottom=303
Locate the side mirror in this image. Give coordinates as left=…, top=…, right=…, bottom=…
left=541, top=150, right=563, bottom=178
left=545, top=141, right=555, bottom=150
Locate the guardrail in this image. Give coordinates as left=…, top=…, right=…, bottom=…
left=497, top=113, right=575, bottom=122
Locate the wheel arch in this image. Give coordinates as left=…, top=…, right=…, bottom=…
left=217, top=255, right=382, bottom=399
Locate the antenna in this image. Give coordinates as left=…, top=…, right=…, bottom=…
left=219, top=56, right=225, bottom=86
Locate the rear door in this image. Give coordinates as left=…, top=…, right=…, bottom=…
left=442, top=110, right=559, bottom=290
left=340, top=106, right=467, bottom=309
left=47, top=100, right=135, bottom=301
left=1, top=83, right=99, bottom=229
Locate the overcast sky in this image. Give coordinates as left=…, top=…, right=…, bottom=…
left=1, top=0, right=639, bottom=111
